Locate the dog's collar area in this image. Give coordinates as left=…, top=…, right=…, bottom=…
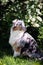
left=9, top=30, right=25, bottom=44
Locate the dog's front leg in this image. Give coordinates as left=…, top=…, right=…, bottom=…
left=13, top=47, right=21, bottom=57
left=13, top=42, right=21, bottom=57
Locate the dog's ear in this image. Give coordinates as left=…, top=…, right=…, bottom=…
left=22, top=20, right=25, bottom=27
left=12, top=19, right=17, bottom=24
left=22, top=21, right=26, bottom=31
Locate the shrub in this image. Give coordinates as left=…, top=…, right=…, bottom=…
left=0, top=0, right=43, bottom=48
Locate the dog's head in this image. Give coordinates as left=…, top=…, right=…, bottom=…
left=12, top=19, right=26, bottom=31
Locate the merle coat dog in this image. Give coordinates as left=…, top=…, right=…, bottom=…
left=9, top=19, right=43, bottom=60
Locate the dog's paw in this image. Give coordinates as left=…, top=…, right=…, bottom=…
left=13, top=51, right=20, bottom=57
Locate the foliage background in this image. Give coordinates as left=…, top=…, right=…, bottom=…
left=0, top=0, right=43, bottom=49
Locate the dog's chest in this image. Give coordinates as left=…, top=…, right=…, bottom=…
left=13, top=31, right=24, bottom=39
left=9, top=31, right=24, bottom=44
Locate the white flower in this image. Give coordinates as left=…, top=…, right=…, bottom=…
left=31, top=18, right=36, bottom=22
left=24, top=1, right=29, bottom=4
left=36, top=9, right=42, bottom=15
left=35, top=0, right=39, bottom=4
left=27, top=5, right=29, bottom=9
left=5, top=0, right=8, bottom=2
left=6, top=12, right=9, bottom=15
left=25, top=15, right=27, bottom=19
left=11, top=0, right=15, bottom=2
left=30, top=0, right=32, bottom=1
left=1, top=0, right=8, bottom=3
left=38, top=4, right=42, bottom=9
left=28, top=19, right=30, bottom=23
left=28, top=9, right=31, bottom=14
left=30, top=0, right=34, bottom=1
left=11, top=8, right=14, bottom=10
left=33, top=23, right=40, bottom=27
left=37, top=16, right=42, bottom=22
left=31, top=21, right=34, bottom=24
left=26, top=25, right=29, bottom=27
left=29, top=15, right=32, bottom=20
left=16, top=4, right=19, bottom=8
left=1, top=0, right=8, bottom=5
left=31, top=5, right=34, bottom=8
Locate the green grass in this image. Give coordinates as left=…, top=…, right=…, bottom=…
left=0, top=49, right=43, bottom=65
left=0, top=56, right=40, bottom=65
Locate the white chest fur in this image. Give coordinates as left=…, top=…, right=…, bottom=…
left=9, top=30, right=24, bottom=46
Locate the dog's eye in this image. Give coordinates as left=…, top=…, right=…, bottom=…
left=16, top=22, right=22, bottom=26
left=20, top=24, right=22, bottom=26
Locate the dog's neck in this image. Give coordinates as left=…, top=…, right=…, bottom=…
left=12, top=30, right=24, bottom=39
left=9, top=29, right=25, bottom=45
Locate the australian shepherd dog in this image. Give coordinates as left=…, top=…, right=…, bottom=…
left=9, top=19, right=43, bottom=60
